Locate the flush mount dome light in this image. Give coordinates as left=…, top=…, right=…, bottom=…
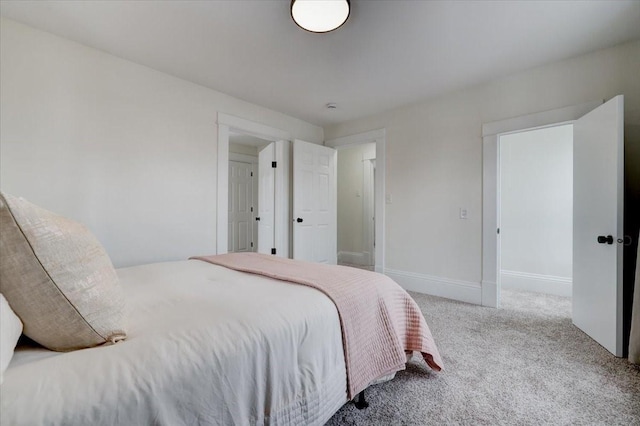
left=291, top=0, right=350, bottom=33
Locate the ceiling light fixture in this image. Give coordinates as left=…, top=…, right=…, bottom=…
left=291, top=0, right=351, bottom=33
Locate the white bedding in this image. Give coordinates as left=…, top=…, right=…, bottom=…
left=1, top=260, right=348, bottom=425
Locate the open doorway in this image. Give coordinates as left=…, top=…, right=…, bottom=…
left=336, top=143, right=376, bottom=270
left=498, top=124, right=573, bottom=299
left=325, top=129, right=386, bottom=273
left=216, top=113, right=292, bottom=257
left=483, top=97, right=629, bottom=357
left=227, top=132, right=269, bottom=253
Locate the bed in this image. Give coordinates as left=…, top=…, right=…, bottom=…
left=0, top=192, right=442, bottom=425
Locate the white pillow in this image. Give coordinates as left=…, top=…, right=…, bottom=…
left=1, top=294, right=23, bottom=384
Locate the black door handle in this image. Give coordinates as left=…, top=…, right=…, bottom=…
left=296, top=218, right=303, bottom=223
left=597, top=235, right=613, bottom=244
left=255, top=217, right=260, bottom=221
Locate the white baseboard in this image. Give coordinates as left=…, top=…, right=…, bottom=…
left=500, top=270, right=572, bottom=297
left=337, top=251, right=370, bottom=266
left=385, top=268, right=482, bottom=305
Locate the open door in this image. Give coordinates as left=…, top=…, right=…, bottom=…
left=573, top=95, right=624, bottom=356
left=258, top=143, right=275, bottom=255
left=293, top=140, right=337, bottom=264
left=228, top=160, right=254, bottom=252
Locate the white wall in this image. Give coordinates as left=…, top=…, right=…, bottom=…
left=0, top=18, right=323, bottom=268
left=500, top=125, right=573, bottom=296
left=337, top=143, right=375, bottom=259
left=324, top=40, right=640, bottom=303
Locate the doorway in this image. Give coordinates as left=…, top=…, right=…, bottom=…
left=483, top=97, right=628, bottom=358
left=216, top=113, right=292, bottom=257
left=227, top=132, right=269, bottom=253
left=498, top=124, right=573, bottom=298
left=227, top=132, right=268, bottom=253
left=325, top=129, right=386, bottom=273
left=336, top=143, right=376, bottom=270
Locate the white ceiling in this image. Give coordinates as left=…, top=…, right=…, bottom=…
left=1, top=1, right=639, bottom=127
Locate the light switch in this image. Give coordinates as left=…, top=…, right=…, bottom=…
left=460, top=208, right=468, bottom=219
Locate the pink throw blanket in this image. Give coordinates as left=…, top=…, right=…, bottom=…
left=192, top=253, right=443, bottom=399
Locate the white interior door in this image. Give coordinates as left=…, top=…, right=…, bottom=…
left=258, top=143, right=275, bottom=254
left=228, top=161, right=253, bottom=252
left=573, top=95, right=624, bottom=356
left=293, top=140, right=337, bottom=264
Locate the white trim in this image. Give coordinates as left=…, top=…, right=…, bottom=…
left=326, top=129, right=386, bottom=273
left=338, top=251, right=369, bottom=266
left=481, top=101, right=599, bottom=307
left=217, top=112, right=291, bottom=255
left=386, top=268, right=482, bottom=305
left=274, top=140, right=290, bottom=258
left=500, top=270, right=572, bottom=297
left=218, top=113, right=291, bottom=142
left=216, top=124, right=230, bottom=254
left=481, top=280, right=497, bottom=307
left=362, top=159, right=375, bottom=266
left=325, top=129, right=385, bottom=148
left=229, top=152, right=258, bottom=164
left=482, top=101, right=601, bottom=137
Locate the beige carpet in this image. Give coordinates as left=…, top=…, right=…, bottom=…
left=326, top=289, right=640, bottom=425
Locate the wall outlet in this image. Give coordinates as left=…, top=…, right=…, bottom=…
left=460, top=208, right=468, bottom=219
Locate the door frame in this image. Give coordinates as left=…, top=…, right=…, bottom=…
left=325, top=129, right=386, bottom=273
left=481, top=101, right=600, bottom=307
left=217, top=113, right=291, bottom=256
left=363, top=158, right=376, bottom=266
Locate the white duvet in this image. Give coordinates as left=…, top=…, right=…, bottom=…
left=1, top=260, right=348, bottom=425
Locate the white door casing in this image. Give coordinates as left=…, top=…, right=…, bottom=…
left=572, top=95, right=624, bottom=356
left=228, top=160, right=254, bottom=252
left=293, top=140, right=337, bottom=264
left=363, top=159, right=376, bottom=266
left=258, top=143, right=276, bottom=255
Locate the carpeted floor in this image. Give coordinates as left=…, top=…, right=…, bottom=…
left=326, top=289, right=640, bottom=425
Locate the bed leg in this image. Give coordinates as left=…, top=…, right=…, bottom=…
left=354, top=390, right=369, bottom=409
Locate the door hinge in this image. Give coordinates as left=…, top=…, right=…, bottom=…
left=271, top=248, right=276, bottom=255
left=251, top=206, right=253, bottom=212
left=497, top=228, right=500, bottom=234
left=250, top=171, right=253, bottom=177
left=251, top=242, right=253, bottom=248
left=272, top=161, right=277, bottom=168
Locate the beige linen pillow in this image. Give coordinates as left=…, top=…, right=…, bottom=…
left=0, top=294, right=23, bottom=384
left=0, top=192, right=126, bottom=351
